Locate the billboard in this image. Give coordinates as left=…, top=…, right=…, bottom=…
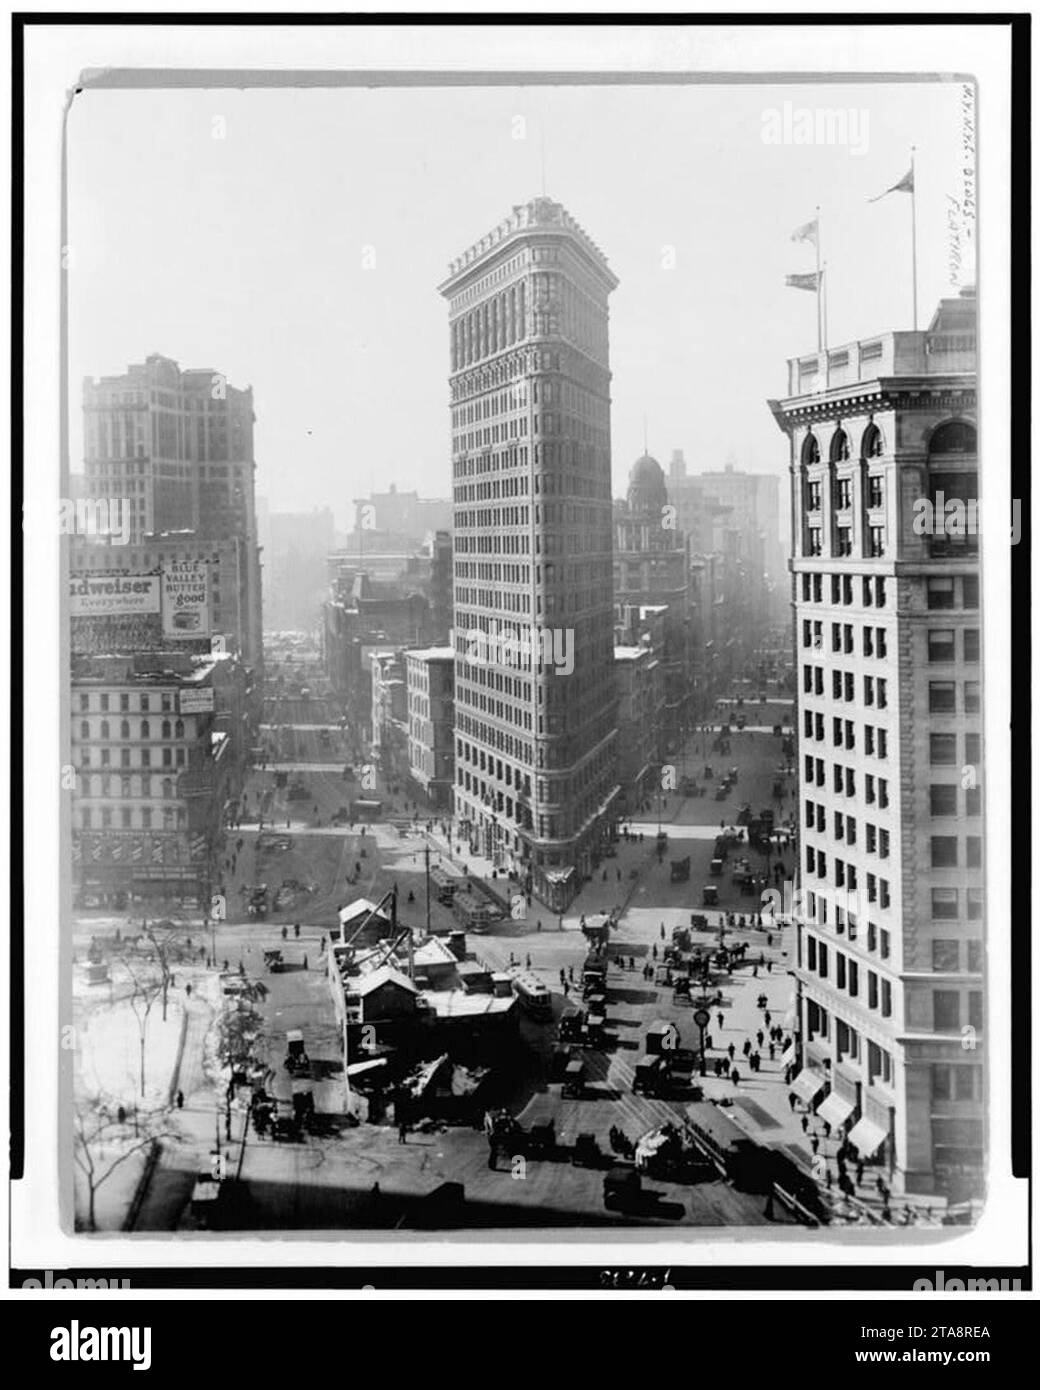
left=179, top=686, right=216, bottom=715
left=162, top=558, right=211, bottom=638
left=70, top=572, right=161, bottom=617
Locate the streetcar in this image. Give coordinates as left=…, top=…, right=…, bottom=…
left=511, top=972, right=553, bottom=1021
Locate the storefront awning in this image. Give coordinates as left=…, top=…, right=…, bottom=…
left=816, top=1092, right=855, bottom=1128
left=847, top=1116, right=888, bottom=1157
left=789, top=1067, right=826, bottom=1105
left=780, top=1044, right=796, bottom=1068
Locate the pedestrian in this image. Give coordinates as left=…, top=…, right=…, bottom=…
left=223, top=958, right=229, bottom=972
left=660, top=923, right=665, bottom=940
left=728, top=1043, right=735, bottom=1061
left=768, top=1043, right=775, bottom=1061
left=652, top=944, right=657, bottom=961
left=537, top=919, right=542, bottom=932
left=767, top=960, right=772, bottom=973
left=717, top=1011, right=724, bottom=1030
left=764, top=1010, right=772, bottom=1028
left=752, top=965, right=758, bottom=978
left=303, top=954, right=308, bottom=969
left=823, top=1121, right=832, bottom=1140
left=185, top=982, right=192, bottom=999
left=742, top=1039, right=751, bottom=1057
left=801, top=1114, right=809, bottom=1134
left=757, top=1030, right=764, bottom=1048
left=398, top=1122, right=408, bottom=1144
left=563, top=981, right=570, bottom=998
left=568, top=965, right=574, bottom=983
left=731, top=1067, right=741, bottom=1086
left=294, top=923, right=300, bottom=938
left=788, top=1093, right=797, bottom=1111
left=856, top=1161, right=865, bottom=1186
left=811, top=1135, right=820, bottom=1155
left=825, top=1167, right=833, bottom=1190
left=525, top=954, right=531, bottom=969
left=629, top=956, right=635, bottom=971
left=281, top=926, right=287, bottom=941
left=176, top=1089, right=184, bottom=1109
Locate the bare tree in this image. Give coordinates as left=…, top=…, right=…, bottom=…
left=73, top=1096, right=172, bottom=1232
left=141, top=912, right=195, bottom=1022
left=122, top=955, right=164, bottom=1098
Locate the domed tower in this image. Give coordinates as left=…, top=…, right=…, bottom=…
left=627, top=452, right=668, bottom=517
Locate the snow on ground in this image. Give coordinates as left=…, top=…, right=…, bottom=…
left=76, top=969, right=185, bottom=1114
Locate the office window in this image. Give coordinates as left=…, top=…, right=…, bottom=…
left=848, top=961, right=859, bottom=997
left=844, top=719, right=855, bottom=750
left=966, top=836, right=982, bottom=868
left=863, top=575, right=873, bottom=607
left=832, top=670, right=842, bottom=699
left=804, top=709, right=813, bottom=738
left=965, top=733, right=981, bottom=765
left=932, top=888, right=959, bottom=919
left=813, top=574, right=822, bottom=602
left=868, top=475, right=884, bottom=508
left=806, top=846, right=816, bottom=873
left=804, top=665, right=813, bottom=693
left=927, top=577, right=956, bottom=610
left=833, top=765, right=843, bottom=793
left=865, top=773, right=875, bottom=804
left=932, top=1066, right=952, bottom=1101
left=934, top=991, right=960, bottom=1031
left=968, top=992, right=983, bottom=1032
left=864, top=676, right=874, bottom=707
left=836, top=954, right=846, bottom=989
left=815, top=712, right=824, bottom=741
left=831, top=574, right=841, bottom=604
left=880, top=929, right=890, bottom=960
left=866, top=823, right=877, bottom=853
left=876, top=628, right=887, bottom=658
left=967, top=940, right=983, bottom=973
left=844, top=672, right=855, bottom=701
left=807, top=528, right=823, bottom=556
left=833, top=717, right=843, bottom=747
left=878, top=778, right=889, bottom=809
left=831, top=622, right=842, bottom=653
left=929, top=681, right=956, bottom=713
left=962, top=575, right=979, bottom=609
left=818, top=942, right=828, bottom=978
left=965, top=786, right=981, bottom=816
left=868, top=971, right=879, bottom=1008
left=964, top=629, right=980, bottom=662
left=843, top=575, right=853, bottom=604
left=834, top=811, right=844, bottom=840
left=866, top=872, right=877, bottom=903
left=964, top=680, right=981, bottom=713
left=966, top=888, right=984, bottom=921
left=930, top=734, right=957, bottom=765
left=869, top=526, right=885, bottom=557
left=878, top=829, right=889, bottom=858
left=932, top=940, right=960, bottom=972
left=807, top=935, right=817, bottom=971
left=928, top=629, right=956, bottom=662
left=930, top=784, right=958, bottom=816
left=877, top=729, right=887, bottom=759
left=878, top=876, right=888, bottom=906
left=843, top=623, right=853, bottom=654
left=931, top=837, right=958, bottom=867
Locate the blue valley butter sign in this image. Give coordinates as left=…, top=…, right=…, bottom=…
left=162, top=558, right=211, bottom=638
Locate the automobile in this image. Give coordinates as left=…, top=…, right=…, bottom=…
left=550, top=1044, right=576, bottom=1081
left=702, top=884, right=719, bottom=907
left=603, top=1164, right=642, bottom=1211
left=562, top=1059, right=588, bottom=1098
left=714, top=786, right=729, bottom=801
left=572, top=1133, right=601, bottom=1168
left=709, top=857, right=724, bottom=876
left=633, top=1056, right=665, bottom=1096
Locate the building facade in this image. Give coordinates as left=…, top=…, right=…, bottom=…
left=440, top=197, right=619, bottom=909
left=406, top=647, right=456, bottom=809
left=613, top=453, right=691, bottom=753
left=770, top=289, right=982, bottom=1200
left=613, top=644, right=661, bottom=815
left=81, top=354, right=263, bottom=670
left=70, top=651, right=250, bottom=908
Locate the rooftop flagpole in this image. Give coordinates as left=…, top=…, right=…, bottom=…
left=815, top=206, right=822, bottom=353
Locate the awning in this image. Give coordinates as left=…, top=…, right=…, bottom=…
left=780, top=1044, right=796, bottom=1068
left=816, top=1092, right=855, bottom=1128
left=847, top=1116, right=888, bottom=1157
left=345, top=1057, right=387, bottom=1078
left=790, top=1067, right=826, bottom=1105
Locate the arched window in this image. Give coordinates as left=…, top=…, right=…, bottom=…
left=100, top=720, right=110, bottom=740
left=174, top=719, right=185, bottom=738
left=140, top=719, right=150, bottom=739
left=929, top=420, right=976, bottom=455
left=161, top=719, right=172, bottom=739
left=801, top=433, right=820, bottom=466
left=79, top=720, right=90, bottom=740
left=861, top=423, right=884, bottom=458
left=830, top=428, right=850, bottom=462
left=120, top=720, right=130, bottom=739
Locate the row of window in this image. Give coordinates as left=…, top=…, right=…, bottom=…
left=77, top=691, right=176, bottom=714
left=801, top=620, right=889, bottom=659
left=79, top=806, right=184, bottom=829
left=800, top=573, right=887, bottom=607
left=805, top=474, right=885, bottom=512
left=806, top=524, right=886, bottom=558
left=930, top=835, right=983, bottom=868
left=801, top=665, right=888, bottom=708
left=929, top=629, right=980, bottom=663
left=76, top=719, right=186, bottom=741
left=929, top=680, right=981, bottom=713
left=79, top=747, right=185, bottom=770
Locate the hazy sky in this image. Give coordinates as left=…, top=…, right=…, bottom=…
left=68, top=79, right=972, bottom=528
